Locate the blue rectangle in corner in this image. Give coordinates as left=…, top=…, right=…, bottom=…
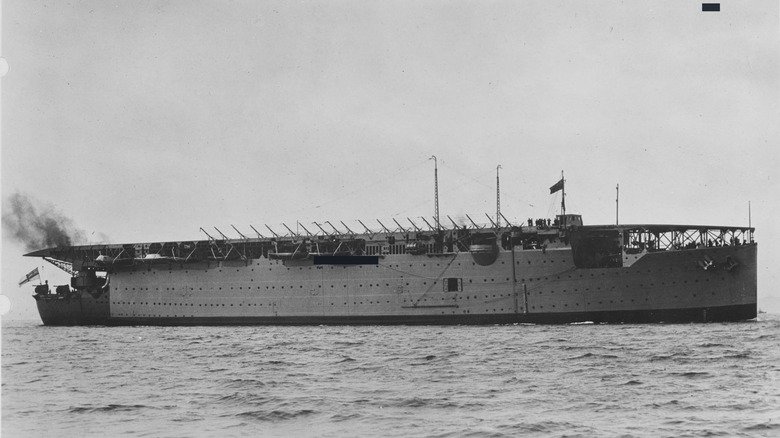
left=702, top=3, right=720, bottom=11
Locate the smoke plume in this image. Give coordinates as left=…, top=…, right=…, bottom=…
left=2, top=192, right=90, bottom=250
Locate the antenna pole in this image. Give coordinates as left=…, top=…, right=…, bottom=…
left=264, top=225, right=280, bottom=238
left=392, top=218, right=408, bottom=233
left=325, top=221, right=340, bottom=235
left=282, top=223, right=299, bottom=239
left=499, top=212, right=512, bottom=227
left=376, top=219, right=392, bottom=234
left=231, top=224, right=248, bottom=240
left=298, top=222, right=314, bottom=237
left=199, top=227, right=215, bottom=240
left=312, top=222, right=330, bottom=236
left=616, top=184, right=619, bottom=225
left=561, top=170, right=566, bottom=216
left=249, top=225, right=264, bottom=239
left=430, top=156, right=440, bottom=230
left=496, top=164, right=502, bottom=227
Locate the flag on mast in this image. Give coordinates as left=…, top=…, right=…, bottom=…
left=549, top=178, right=564, bottom=194
left=18, top=268, right=40, bottom=287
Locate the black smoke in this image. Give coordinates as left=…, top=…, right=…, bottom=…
left=2, top=192, right=89, bottom=250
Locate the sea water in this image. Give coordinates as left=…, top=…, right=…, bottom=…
left=3, top=316, right=780, bottom=437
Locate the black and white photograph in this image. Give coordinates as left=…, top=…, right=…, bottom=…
left=2, top=1, right=779, bottom=436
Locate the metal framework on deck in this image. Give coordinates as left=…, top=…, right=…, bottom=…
left=617, top=225, right=754, bottom=253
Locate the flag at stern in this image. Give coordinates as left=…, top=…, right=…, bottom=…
left=18, top=268, right=40, bottom=287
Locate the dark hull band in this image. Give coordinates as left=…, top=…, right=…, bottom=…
left=37, top=302, right=756, bottom=326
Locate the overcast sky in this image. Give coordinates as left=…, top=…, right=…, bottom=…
left=2, top=1, right=778, bottom=319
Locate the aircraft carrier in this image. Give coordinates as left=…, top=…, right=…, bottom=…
left=26, top=211, right=757, bottom=325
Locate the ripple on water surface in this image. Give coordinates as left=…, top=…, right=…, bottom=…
left=2, top=317, right=780, bottom=437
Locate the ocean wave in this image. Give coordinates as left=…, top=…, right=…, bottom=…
left=222, top=378, right=267, bottom=388
left=723, top=352, right=752, bottom=359
left=330, top=412, right=363, bottom=422
left=649, top=400, right=698, bottom=410
left=4, top=321, right=779, bottom=437
left=669, top=371, right=712, bottom=379
left=68, top=404, right=153, bottom=413
left=396, top=397, right=431, bottom=408
left=567, top=352, right=619, bottom=360
left=649, top=352, right=690, bottom=362
left=334, top=340, right=366, bottom=346
left=235, top=409, right=316, bottom=422
left=698, top=342, right=728, bottom=348
left=497, top=420, right=585, bottom=434
left=742, top=422, right=780, bottom=431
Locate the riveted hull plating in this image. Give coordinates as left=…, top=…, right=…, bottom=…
left=33, top=243, right=756, bottom=325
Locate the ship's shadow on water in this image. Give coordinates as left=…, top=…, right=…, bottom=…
left=3, top=316, right=780, bottom=437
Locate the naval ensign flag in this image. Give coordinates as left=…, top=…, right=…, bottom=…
left=18, top=268, right=40, bottom=287
left=549, top=178, right=564, bottom=194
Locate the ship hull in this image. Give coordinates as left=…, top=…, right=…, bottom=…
left=34, top=243, right=757, bottom=326
left=94, top=303, right=756, bottom=325
left=35, top=292, right=111, bottom=325
left=35, top=301, right=755, bottom=326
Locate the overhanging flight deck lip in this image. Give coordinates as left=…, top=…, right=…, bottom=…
left=21, top=223, right=755, bottom=258
left=24, top=248, right=54, bottom=257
